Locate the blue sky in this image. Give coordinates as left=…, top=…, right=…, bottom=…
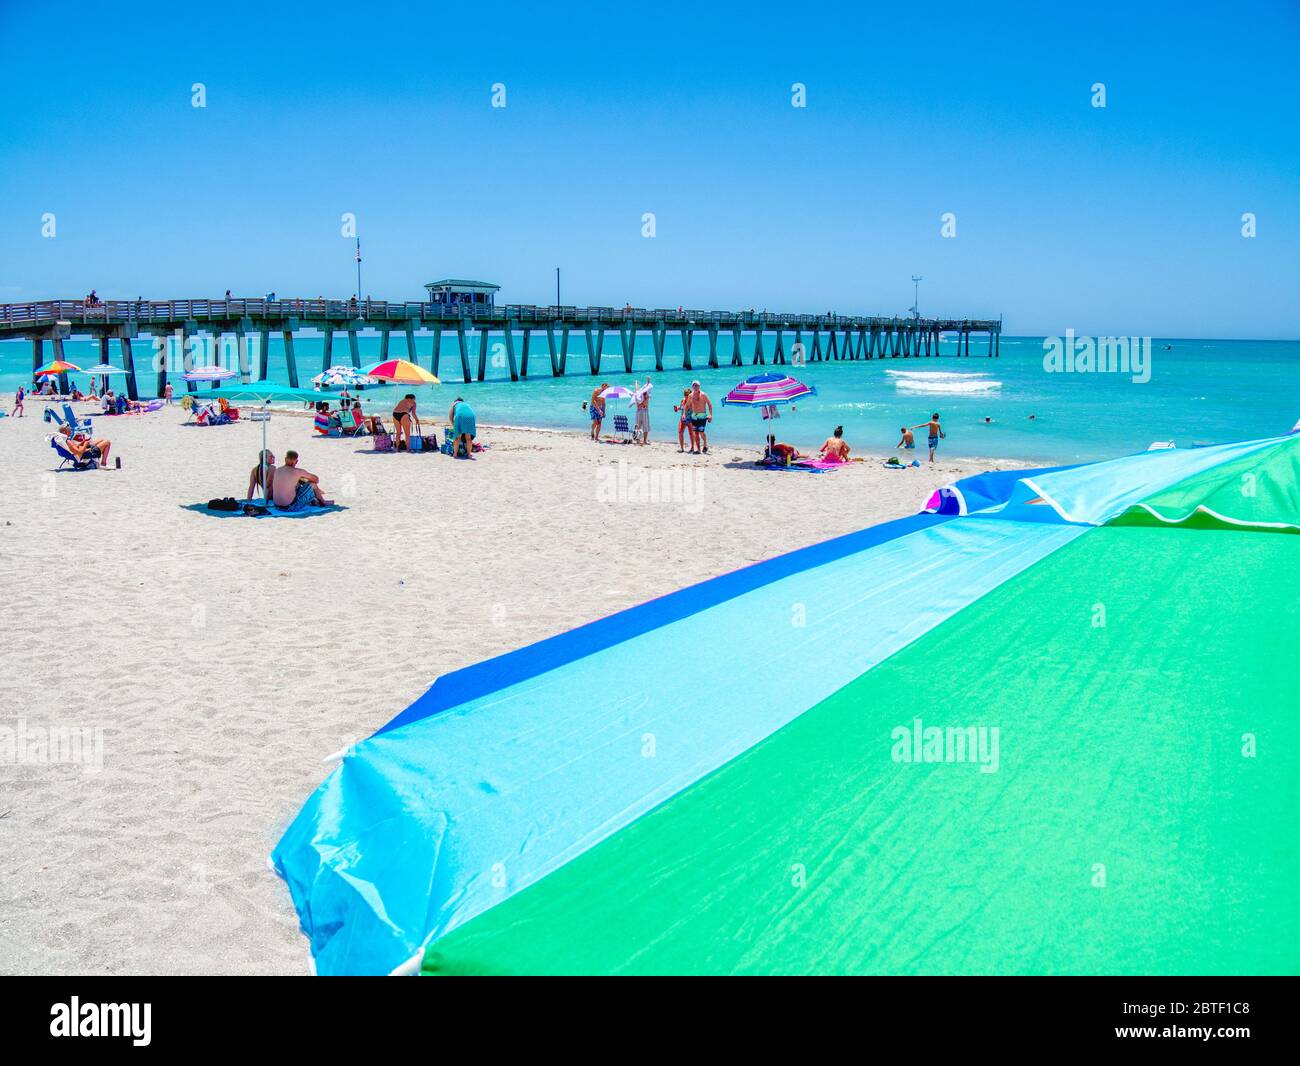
left=1, top=0, right=1297, bottom=337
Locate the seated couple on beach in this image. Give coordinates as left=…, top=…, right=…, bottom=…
left=249, top=449, right=332, bottom=511
left=57, top=424, right=114, bottom=468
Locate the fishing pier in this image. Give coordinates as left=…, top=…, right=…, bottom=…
left=0, top=298, right=1002, bottom=400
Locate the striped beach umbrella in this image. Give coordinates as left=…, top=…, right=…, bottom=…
left=720, top=372, right=815, bottom=407
left=34, top=360, right=82, bottom=376
left=272, top=429, right=1300, bottom=976
left=364, top=359, right=440, bottom=385
left=314, top=365, right=377, bottom=387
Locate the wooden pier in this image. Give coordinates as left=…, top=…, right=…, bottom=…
left=0, top=298, right=1002, bottom=401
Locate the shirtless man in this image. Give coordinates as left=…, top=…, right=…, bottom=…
left=272, top=450, right=331, bottom=510
left=58, top=425, right=113, bottom=467
left=683, top=381, right=713, bottom=454
left=818, top=425, right=850, bottom=462
left=910, top=412, right=945, bottom=463
left=897, top=426, right=915, bottom=450
left=589, top=383, right=608, bottom=440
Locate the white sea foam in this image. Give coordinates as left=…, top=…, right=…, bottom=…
left=887, top=370, right=1002, bottom=395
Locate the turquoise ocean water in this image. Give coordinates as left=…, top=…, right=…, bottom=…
left=3, top=334, right=1296, bottom=463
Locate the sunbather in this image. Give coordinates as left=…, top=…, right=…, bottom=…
left=57, top=424, right=113, bottom=468
left=818, top=426, right=851, bottom=463
left=271, top=450, right=332, bottom=510
left=763, top=434, right=803, bottom=465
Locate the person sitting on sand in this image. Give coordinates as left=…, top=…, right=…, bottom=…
left=448, top=397, right=477, bottom=458
left=271, top=450, right=331, bottom=510
left=247, top=449, right=276, bottom=501
left=57, top=424, right=113, bottom=468
left=897, top=426, right=915, bottom=450
left=910, top=412, right=945, bottom=463
left=589, top=383, right=607, bottom=441
left=818, top=426, right=851, bottom=463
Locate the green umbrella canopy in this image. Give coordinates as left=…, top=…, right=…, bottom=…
left=206, top=383, right=322, bottom=404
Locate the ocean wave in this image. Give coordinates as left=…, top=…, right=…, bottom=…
left=894, top=371, right=1003, bottom=392
left=884, top=369, right=992, bottom=382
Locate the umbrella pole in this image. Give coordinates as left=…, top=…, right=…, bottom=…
left=262, top=409, right=269, bottom=506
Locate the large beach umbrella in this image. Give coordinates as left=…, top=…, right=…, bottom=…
left=206, top=383, right=326, bottom=504
left=34, top=360, right=82, bottom=376
left=598, top=385, right=634, bottom=401
left=271, top=430, right=1300, bottom=975
left=364, top=359, right=440, bottom=385
left=77, top=362, right=128, bottom=394
left=314, top=365, right=377, bottom=388
left=720, top=371, right=816, bottom=407
left=721, top=372, right=816, bottom=451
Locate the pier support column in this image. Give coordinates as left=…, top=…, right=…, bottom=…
left=477, top=326, right=491, bottom=381
left=964, top=330, right=971, bottom=357
left=31, top=336, right=43, bottom=375
left=827, top=330, right=838, bottom=361
left=619, top=325, right=636, bottom=373
left=810, top=329, right=822, bottom=363
left=321, top=328, right=334, bottom=374
left=621, top=325, right=637, bottom=374
left=257, top=329, right=270, bottom=380
left=503, top=326, right=519, bottom=381
left=680, top=327, right=693, bottom=371
left=347, top=326, right=360, bottom=369
left=752, top=329, right=765, bottom=365
left=584, top=325, right=604, bottom=375
left=235, top=325, right=250, bottom=382
left=430, top=325, right=443, bottom=377
left=653, top=322, right=667, bottom=371
left=282, top=330, right=299, bottom=386
left=379, top=327, right=390, bottom=362
left=773, top=327, right=785, bottom=365
left=792, top=327, right=804, bottom=366
left=707, top=325, right=719, bottom=368
left=987, top=331, right=994, bottom=357
left=120, top=337, right=139, bottom=401
left=519, top=330, right=532, bottom=378
left=457, top=322, right=472, bottom=383
left=843, top=328, right=855, bottom=359
left=730, top=324, right=743, bottom=366
left=546, top=323, right=562, bottom=376
left=404, top=324, right=418, bottom=367
left=995, top=331, right=1000, bottom=357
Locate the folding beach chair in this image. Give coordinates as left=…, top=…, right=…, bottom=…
left=340, top=408, right=369, bottom=438
left=611, top=414, right=634, bottom=443
left=50, top=435, right=97, bottom=471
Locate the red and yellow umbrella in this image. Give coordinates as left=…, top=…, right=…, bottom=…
left=364, top=359, right=440, bottom=385
left=34, top=360, right=83, bottom=376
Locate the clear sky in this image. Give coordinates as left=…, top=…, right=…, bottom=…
left=1, top=0, right=1297, bottom=337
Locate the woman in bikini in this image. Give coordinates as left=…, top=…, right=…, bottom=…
left=392, top=394, right=419, bottom=451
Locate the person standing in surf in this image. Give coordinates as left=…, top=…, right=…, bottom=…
left=910, top=412, right=945, bottom=463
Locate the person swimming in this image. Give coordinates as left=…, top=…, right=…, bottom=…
left=897, top=426, right=915, bottom=449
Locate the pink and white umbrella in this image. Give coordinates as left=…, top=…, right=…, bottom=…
left=721, top=372, right=816, bottom=407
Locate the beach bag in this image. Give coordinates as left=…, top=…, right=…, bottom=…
left=409, top=434, right=424, bottom=453
left=373, top=431, right=394, bottom=452
left=207, top=497, right=239, bottom=511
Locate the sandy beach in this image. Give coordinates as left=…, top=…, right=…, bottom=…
left=0, top=395, right=1025, bottom=975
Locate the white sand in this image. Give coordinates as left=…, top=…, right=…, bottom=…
left=0, top=396, right=1025, bottom=975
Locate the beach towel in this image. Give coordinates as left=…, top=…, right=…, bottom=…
left=795, top=457, right=850, bottom=471
left=185, top=499, right=345, bottom=519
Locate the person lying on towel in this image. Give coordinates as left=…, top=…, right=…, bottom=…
left=762, top=434, right=803, bottom=465
left=271, top=450, right=332, bottom=511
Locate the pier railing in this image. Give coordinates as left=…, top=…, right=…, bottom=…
left=0, top=298, right=999, bottom=333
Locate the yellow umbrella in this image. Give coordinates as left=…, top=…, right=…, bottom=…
left=364, top=359, right=440, bottom=385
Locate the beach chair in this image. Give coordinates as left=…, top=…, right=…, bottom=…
left=50, top=435, right=97, bottom=471
left=340, top=408, right=369, bottom=437
left=611, top=414, right=634, bottom=443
